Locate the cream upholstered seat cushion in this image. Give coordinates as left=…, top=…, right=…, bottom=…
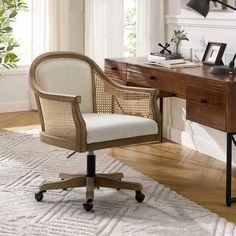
left=83, top=113, right=158, bottom=144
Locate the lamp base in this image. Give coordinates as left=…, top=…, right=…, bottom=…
left=210, top=65, right=236, bottom=75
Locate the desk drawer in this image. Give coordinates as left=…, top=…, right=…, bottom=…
left=104, top=59, right=127, bottom=81
left=127, top=69, right=186, bottom=97
left=111, top=78, right=127, bottom=86
left=127, top=71, right=160, bottom=88
left=186, top=81, right=227, bottom=131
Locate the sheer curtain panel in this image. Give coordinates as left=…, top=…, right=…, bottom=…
left=31, top=0, right=70, bottom=58
left=136, top=0, right=165, bottom=56
left=85, top=0, right=123, bottom=67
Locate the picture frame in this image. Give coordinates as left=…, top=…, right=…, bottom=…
left=209, top=0, right=227, bottom=11
left=202, top=42, right=227, bottom=65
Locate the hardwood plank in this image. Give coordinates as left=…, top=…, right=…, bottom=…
left=0, top=110, right=40, bottom=131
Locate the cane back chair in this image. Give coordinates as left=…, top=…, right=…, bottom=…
left=29, top=51, right=161, bottom=211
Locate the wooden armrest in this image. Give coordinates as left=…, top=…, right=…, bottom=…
left=33, top=88, right=81, bottom=104
left=109, top=80, right=159, bottom=97
left=104, top=81, right=159, bottom=101
left=34, top=89, right=86, bottom=151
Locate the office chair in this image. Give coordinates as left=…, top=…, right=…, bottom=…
left=29, top=51, right=161, bottom=211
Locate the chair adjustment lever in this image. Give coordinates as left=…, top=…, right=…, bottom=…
left=66, top=151, right=76, bottom=159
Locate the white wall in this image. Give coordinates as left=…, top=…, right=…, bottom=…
left=0, top=0, right=85, bottom=114
left=165, top=0, right=236, bottom=163
left=0, top=67, right=31, bottom=113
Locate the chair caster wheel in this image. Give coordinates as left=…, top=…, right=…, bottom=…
left=83, top=199, right=93, bottom=212
left=117, top=179, right=121, bottom=190
left=135, top=191, right=145, bottom=203
left=61, top=178, right=67, bottom=191
left=35, top=191, right=46, bottom=202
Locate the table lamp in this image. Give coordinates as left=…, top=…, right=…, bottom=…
left=186, top=0, right=236, bottom=75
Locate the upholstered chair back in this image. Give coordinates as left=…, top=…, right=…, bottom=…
left=35, top=57, right=93, bottom=113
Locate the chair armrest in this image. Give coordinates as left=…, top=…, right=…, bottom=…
left=109, top=81, right=159, bottom=97
left=100, top=79, right=161, bottom=138
left=33, top=89, right=87, bottom=151
left=33, top=88, right=82, bottom=104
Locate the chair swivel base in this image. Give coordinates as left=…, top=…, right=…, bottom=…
left=35, top=172, right=145, bottom=211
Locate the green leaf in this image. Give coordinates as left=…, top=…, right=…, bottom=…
left=9, top=11, right=17, bottom=18
left=2, top=64, right=10, bottom=69
left=7, top=63, right=15, bottom=68
left=0, top=10, right=5, bottom=17
left=4, top=0, right=15, bottom=6
left=4, top=54, right=10, bottom=63
left=7, top=45, right=14, bottom=51
left=3, top=26, right=13, bottom=32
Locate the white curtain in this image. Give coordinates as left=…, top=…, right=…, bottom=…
left=136, top=0, right=165, bottom=56
left=85, top=0, right=124, bottom=68
left=30, top=0, right=71, bottom=109
left=85, top=0, right=107, bottom=67
left=31, top=0, right=70, bottom=58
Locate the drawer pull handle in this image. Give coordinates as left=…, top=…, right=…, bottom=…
left=111, top=67, right=118, bottom=71
left=200, top=99, right=207, bottom=104
left=149, top=76, right=156, bottom=80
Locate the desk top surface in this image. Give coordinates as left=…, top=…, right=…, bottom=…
left=106, top=57, right=236, bottom=83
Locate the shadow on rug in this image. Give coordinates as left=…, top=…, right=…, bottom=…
left=0, top=130, right=235, bottom=235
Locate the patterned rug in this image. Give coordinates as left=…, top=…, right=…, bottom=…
left=0, top=130, right=235, bottom=236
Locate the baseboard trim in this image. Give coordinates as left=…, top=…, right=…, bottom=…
left=169, top=127, right=236, bottom=164
left=0, top=101, right=31, bottom=113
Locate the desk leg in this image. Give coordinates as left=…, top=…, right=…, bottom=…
left=226, top=132, right=236, bottom=207
left=159, top=97, right=163, bottom=116
left=159, top=97, right=163, bottom=139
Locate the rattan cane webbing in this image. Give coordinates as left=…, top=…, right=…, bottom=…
left=94, top=71, right=113, bottom=113
left=39, top=98, right=76, bottom=140
left=94, top=71, right=153, bottom=118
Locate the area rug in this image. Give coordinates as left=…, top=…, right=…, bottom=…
left=0, top=130, right=235, bottom=236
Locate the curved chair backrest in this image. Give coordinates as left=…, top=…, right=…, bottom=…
left=32, top=52, right=94, bottom=113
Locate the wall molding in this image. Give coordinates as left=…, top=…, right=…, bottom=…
left=0, top=101, right=31, bottom=113
left=166, top=12, right=236, bottom=29
left=0, top=65, right=29, bottom=77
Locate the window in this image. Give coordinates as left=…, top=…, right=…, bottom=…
left=10, top=1, right=138, bottom=66
left=11, top=0, right=32, bottom=66
left=123, top=0, right=137, bottom=57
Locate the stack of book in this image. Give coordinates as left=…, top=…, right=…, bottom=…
left=148, top=52, right=166, bottom=62
left=145, top=59, right=201, bottom=69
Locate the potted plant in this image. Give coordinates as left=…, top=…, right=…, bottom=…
left=0, top=0, right=27, bottom=69
left=170, top=30, right=189, bottom=59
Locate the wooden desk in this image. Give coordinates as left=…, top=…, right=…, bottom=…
left=104, top=57, right=236, bottom=207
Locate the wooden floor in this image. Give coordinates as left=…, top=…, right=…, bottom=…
left=1, top=111, right=236, bottom=223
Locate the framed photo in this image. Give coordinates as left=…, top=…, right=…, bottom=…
left=202, top=42, right=227, bottom=65
left=210, top=0, right=227, bottom=10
